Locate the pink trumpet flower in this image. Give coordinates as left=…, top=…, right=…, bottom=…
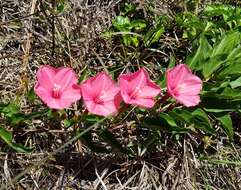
left=166, top=64, right=202, bottom=107
left=119, top=68, right=161, bottom=108
left=81, top=72, right=122, bottom=116
left=34, top=65, right=81, bottom=109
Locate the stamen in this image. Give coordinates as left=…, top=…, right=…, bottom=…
left=52, top=83, right=61, bottom=98
left=93, top=94, right=105, bottom=105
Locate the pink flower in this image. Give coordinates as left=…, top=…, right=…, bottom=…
left=166, top=64, right=202, bottom=107
left=81, top=72, right=122, bottom=116
left=34, top=65, right=81, bottom=109
left=118, top=68, right=161, bottom=108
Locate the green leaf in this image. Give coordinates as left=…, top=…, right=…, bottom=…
left=82, top=115, right=102, bottom=124
left=176, top=12, right=205, bottom=40
left=57, top=3, right=65, bottom=12
left=0, top=126, right=33, bottom=153
left=9, top=113, right=27, bottom=125
left=9, top=143, right=33, bottom=153
left=187, top=35, right=212, bottom=70
left=80, top=131, right=110, bottom=153
left=130, top=36, right=139, bottom=47
left=201, top=32, right=241, bottom=79
left=217, top=61, right=241, bottom=78
left=2, top=103, right=19, bottom=116
left=57, top=0, right=67, bottom=13
left=113, top=16, right=132, bottom=31
left=101, top=30, right=114, bottom=38
left=27, top=87, right=36, bottom=103
left=168, top=54, right=176, bottom=68
left=143, top=113, right=189, bottom=133
left=219, top=87, right=241, bottom=100
left=123, top=35, right=132, bottom=46
left=159, top=113, right=177, bottom=127
left=169, top=108, right=192, bottom=123
left=99, top=129, right=132, bottom=155
left=204, top=5, right=230, bottom=18
left=0, top=126, right=12, bottom=142
left=211, top=31, right=240, bottom=57
left=1, top=103, right=27, bottom=125
left=203, top=87, right=241, bottom=101
left=202, top=86, right=241, bottom=114
left=131, top=19, right=146, bottom=30
left=63, top=119, right=74, bottom=128
left=217, top=114, right=234, bottom=140
left=192, top=109, right=216, bottom=134
left=230, top=76, right=241, bottom=89
left=202, top=55, right=224, bottom=79
left=144, top=25, right=164, bottom=47
left=202, top=97, right=241, bottom=113
left=0, top=103, right=48, bottom=126
left=227, top=46, right=241, bottom=60
left=122, top=35, right=139, bottom=47
left=123, top=2, right=136, bottom=14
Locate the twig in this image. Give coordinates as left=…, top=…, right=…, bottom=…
left=51, top=0, right=56, bottom=57
left=22, top=0, right=37, bottom=71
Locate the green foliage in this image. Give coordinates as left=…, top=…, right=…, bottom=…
left=99, top=129, right=132, bottom=155
left=143, top=113, right=189, bottom=133
left=176, top=12, right=205, bottom=39
left=217, top=114, right=234, bottom=140
left=180, top=4, right=241, bottom=143
left=0, top=103, right=28, bottom=125
left=144, top=25, right=164, bottom=47
left=0, top=103, right=49, bottom=126
left=132, top=3, right=241, bottom=143
left=177, top=4, right=241, bottom=41
left=0, top=126, right=33, bottom=153
left=192, top=108, right=216, bottom=135
left=143, top=108, right=217, bottom=136
left=102, top=2, right=166, bottom=48
left=79, top=131, right=110, bottom=153
left=187, top=35, right=212, bottom=70
left=26, top=87, right=37, bottom=103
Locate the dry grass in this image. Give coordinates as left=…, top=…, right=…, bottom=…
left=1, top=0, right=241, bottom=189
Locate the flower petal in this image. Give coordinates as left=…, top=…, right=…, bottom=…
left=34, top=83, right=52, bottom=102
left=61, top=88, right=81, bottom=102
left=91, top=72, right=113, bottom=95
left=136, top=81, right=160, bottom=99
left=177, top=78, right=202, bottom=95
left=99, top=85, right=120, bottom=102
left=55, top=67, right=78, bottom=91
left=167, top=64, right=190, bottom=87
left=129, top=68, right=147, bottom=89
left=129, top=98, right=155, bottom=108
left=81, top=82, right=98, bottom=101
left=175, top=94, right=201, bottom=107
left=84, top=100, right=118, bottom=116
left=36, top=65, right=56, bottom=91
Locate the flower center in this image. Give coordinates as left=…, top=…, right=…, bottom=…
left=93, top=96, right=105, bottom=105
left=172, top=84, right=183, bottom=96
left=52, top=83, right=61, bottom=99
